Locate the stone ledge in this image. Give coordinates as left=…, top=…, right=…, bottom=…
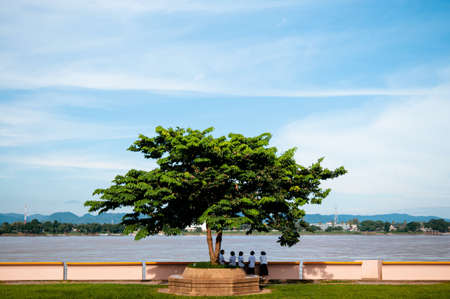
left=166, top=267, right=266, bottom=296
left=159, top=287, right=272, bottom=296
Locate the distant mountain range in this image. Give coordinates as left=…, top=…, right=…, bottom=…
left=0, top=212, right=448, bottom=224
left=0, top=212, right=126, bottom=224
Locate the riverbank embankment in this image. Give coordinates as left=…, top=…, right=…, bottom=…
left=1, top=260, right=449, bottom=282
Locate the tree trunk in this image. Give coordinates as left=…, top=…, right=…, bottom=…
left=206, top=225, right=216, bottom=264
left=213, top=230, right=223, bottom=263
left=206, top=225, right=223, bottom=265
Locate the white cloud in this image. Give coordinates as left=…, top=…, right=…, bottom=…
left=0, top=1, right=439, bottom=97
left=0, top=68, right=428, bottom=97
left=0, top=96, right=138, bottom=146
left=22, top=155, right=154, bottom=171
left=274, top=86, right=450, bottom=213
left=2, top=148, right=157, bottom=171
left=228, top=88, right=428, bottom=98
left=0, top=70, right=205, bottom=93
left=0, top=23, right=433, bottom=97
left=0, top=0, right=407, bottom=98
left=3, top=0, right=300, bottom=16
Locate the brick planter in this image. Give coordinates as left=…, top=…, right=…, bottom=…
left=164, top=267, right=262, bottom=296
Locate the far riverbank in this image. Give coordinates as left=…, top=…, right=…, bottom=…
left=1, top=231, right=448, bottom=237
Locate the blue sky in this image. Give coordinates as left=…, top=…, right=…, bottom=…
left=1, top=0, right=449, bottom=217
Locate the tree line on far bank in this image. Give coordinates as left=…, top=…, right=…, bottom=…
left=1, top=218, right=448, bottom=235
left=304, top=218, right=449, bottom=233
left=0, top=220, right=125, bottom=235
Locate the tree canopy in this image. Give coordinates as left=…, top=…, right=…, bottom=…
left=85, top=126, right=346, bottom=263
left=425, top=219, right=449, bottom=233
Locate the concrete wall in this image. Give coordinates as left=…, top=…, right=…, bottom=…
left=1, top=261, right=449, bottom=281
left=382, top=262, right=450, bottom=281
left=262, top=262, right=300, bottom=280
left=302, top=261, right=450, bottom=281
left=145, top=261, right=300, bottom=281
left=0, top=262, right=63, bottom=281
left=67, top=262, right=142, bottom=281
left=303, top=262, right=362, bottom=280
left=146, top=262, right=189, bottom=280
left=361, top=260, right=382, bottom=280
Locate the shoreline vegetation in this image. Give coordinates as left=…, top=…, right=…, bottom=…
left=0, top=230, right=448, bottom=237
left=1, top=218, right=448, bottom=237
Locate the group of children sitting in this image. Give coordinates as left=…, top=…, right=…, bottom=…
left=218, top=250, right=269, bottom=277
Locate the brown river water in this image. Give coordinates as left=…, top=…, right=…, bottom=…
left=0, top=235, right=449, bottom=262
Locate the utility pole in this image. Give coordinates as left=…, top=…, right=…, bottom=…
left=333, top=207, right=338, bottom=226
left=24, top=204, right=28, bottom=224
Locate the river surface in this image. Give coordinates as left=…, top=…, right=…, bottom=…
left=0, top=235, right=449, bottom=262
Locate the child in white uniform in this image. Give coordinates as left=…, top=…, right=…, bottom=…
left=247, top=251, right=256, bottom=275
left=219, top=249, right=225, bottom=265
left=259, top=251, right=269, bottom=278
left=238, top=251, right=245, bottom=268
left=229, top=251, right=236, bottom=266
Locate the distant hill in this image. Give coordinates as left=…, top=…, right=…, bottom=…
left=0, top=212, right=447, bottom=224
left=0, top=212, right=126, bottom=224
left=304, top=213, right=448, bottom=223
left=0, top=213, right=24, bottom=223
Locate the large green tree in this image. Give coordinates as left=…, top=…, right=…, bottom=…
left=85, top=127, right=346, bottom=264
left=425, top=219, right=449, bottom=233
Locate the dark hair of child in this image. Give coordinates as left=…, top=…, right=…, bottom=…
left=220, top=249, right=224, bottom=254
left=250, top=250, right=255, bottom=255
left=239, top=251, right=243, bottom=256
left=261, top=251, right=266, bottom=255
left=230, top=251, right=235, bottom=256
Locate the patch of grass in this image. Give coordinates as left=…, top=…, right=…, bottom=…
left=187, top=261, right=237, bottom=268
left=0, top=284, right=163, bottom=299
left=270, top=283, right=450, bottom=299
left=0, top=283, right=449, bottom=298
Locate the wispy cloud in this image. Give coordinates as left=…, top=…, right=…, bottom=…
left=0, top=71, right=204, bottom=93
left=23, top=156, right=143, bottom=171
left=4, top=152, right=156, bottom=171
left=227, top=88, right=429, bottom=98
left=1, top=1, right=447, bottom=96
left=5, top=0, right=300, bottom=15
left=0, top=30, right=439, bottom=97
left=0, top=70, right=429, bottom=97
left=274, top=85, right=450, bottom=213
left=0, top=97, right=136, bottom=146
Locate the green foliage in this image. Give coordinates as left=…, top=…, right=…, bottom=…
left=325, top=226, right=343, bottom=232
left=85, top=126, right=347, bottom=247
left=356, top=219, right=450, bottom=233
left=306, top=224, right=322, bottom=232
left=425, top=219, right=449, bottom=232
left=358, top=220, right=389, bottom=232
left=0, top=222, right=12, bottom=234
left=187, top=262, right=234, bottom=268
left=406, top=221, right=421, bottom=232
left=0, top=220, right=125, bottom=235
